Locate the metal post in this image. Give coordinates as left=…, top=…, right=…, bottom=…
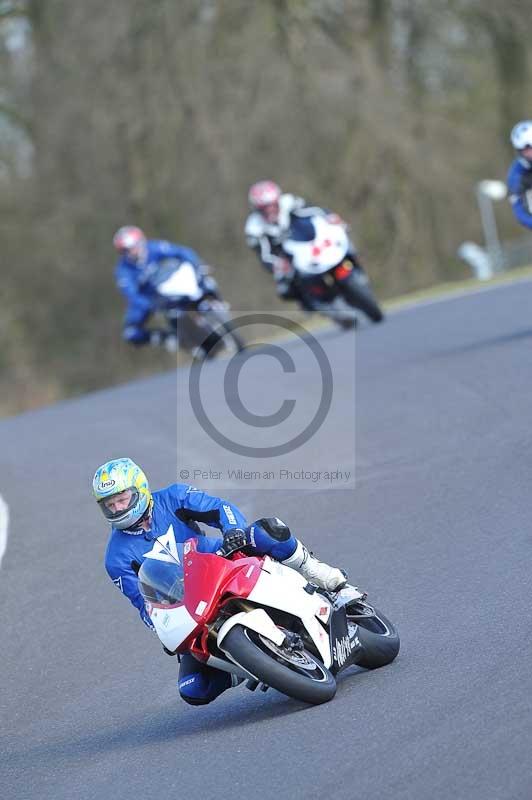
left=475, top=181, right=507, bottom=273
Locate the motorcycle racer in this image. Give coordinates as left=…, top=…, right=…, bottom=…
left=93, top=457, right=347, bottom=706
left=113, top=226, right=219, bottom=349
left=244, top=180, right=366, bottom=309
left=507, top=121, right=532, bottom=229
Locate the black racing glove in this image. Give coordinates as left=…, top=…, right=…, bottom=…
left=218, top=528, right=248, bottom=557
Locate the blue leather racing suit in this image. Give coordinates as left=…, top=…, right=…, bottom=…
left=104, top=483, right=298, bottom=705
left=507, top=157, right=532, bottom=229
left=115, top=240, right=205, bottom=344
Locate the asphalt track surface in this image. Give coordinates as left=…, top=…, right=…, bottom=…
left=1, top=281, right=532, bottom=800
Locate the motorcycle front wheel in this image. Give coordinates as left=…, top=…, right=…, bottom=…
left=339, top=273, right=384, bottom=323
left=203, top=308, right=245, bottom=355
left=347, top=604, right=400, bottom=669
left=223, top=624, right=337, bottom=705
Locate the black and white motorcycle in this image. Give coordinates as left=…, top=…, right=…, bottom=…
left=282, top=215, right=384, bottom=328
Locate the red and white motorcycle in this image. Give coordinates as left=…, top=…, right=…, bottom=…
left=138, top=532, right=399, bottom=705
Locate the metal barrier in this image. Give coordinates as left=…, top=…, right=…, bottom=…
left=458, top=179, right=532, bottom=279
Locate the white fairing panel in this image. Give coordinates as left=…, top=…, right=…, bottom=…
left=156, top=262, right=202, bottom=300
left=283, top=216, right=349, bottom=275
left=217, top=608, right=286, bottom=649
left=150, top=604, right=198, bottom=652
left=246, top=558, right=333, bottom=667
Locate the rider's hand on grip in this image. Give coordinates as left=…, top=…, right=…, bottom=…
left=218, top=528, right=248, bottom=557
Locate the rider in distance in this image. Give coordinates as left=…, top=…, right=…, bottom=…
left=113, top=225, right=219, bottom=351
left=244, top=180, right=367, bottom=309
left=507, top=121, right=532, bottom=230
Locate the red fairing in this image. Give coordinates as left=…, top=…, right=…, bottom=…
left=182, top=540, right=263, bottom=626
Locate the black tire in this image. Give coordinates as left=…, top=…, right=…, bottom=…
left=206, top=311, right=246, bottom=354
left=348, top=606, right=400, bottom=669
left=340, top=275, right=384, bottom=323
left=224, top=326, right=246, bottom=354
left=336, top=318, right=357, bottom=330
left=223, top=625, right=337, bottom=705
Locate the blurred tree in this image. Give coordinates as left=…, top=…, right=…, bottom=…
left=0, top=0, right=530, bottom=414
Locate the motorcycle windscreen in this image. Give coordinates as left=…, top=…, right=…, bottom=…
left=284, top=215, right=349, bottom=273
left=286, top=217, right=316, bottom=242
left=138, top=554, right=185, bottom=605
left=152, top=260, right=203, bottom=301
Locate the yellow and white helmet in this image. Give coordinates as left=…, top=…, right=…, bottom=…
left=93, top=458, right=152, bottom=531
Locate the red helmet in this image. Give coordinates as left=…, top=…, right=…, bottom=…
left=248, top=181, right=282, bottom=221
left=113, top=226, right=147, bottom=264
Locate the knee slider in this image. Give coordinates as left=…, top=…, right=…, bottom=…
left=180, top=693, right=212, bottom=706
left=179, top=677, right=214, bottom=706
left=123, top=325, right=147, bottom=344
left=253, top=517, right=291, bottom=542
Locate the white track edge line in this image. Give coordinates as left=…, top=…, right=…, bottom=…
left=0, top=494, right=9, bottom=570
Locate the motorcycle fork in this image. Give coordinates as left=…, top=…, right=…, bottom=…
left=199, top=598, right=257, bottom=659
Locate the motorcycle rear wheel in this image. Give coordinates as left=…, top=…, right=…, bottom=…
left=223, top=624, right=337, bottom=705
